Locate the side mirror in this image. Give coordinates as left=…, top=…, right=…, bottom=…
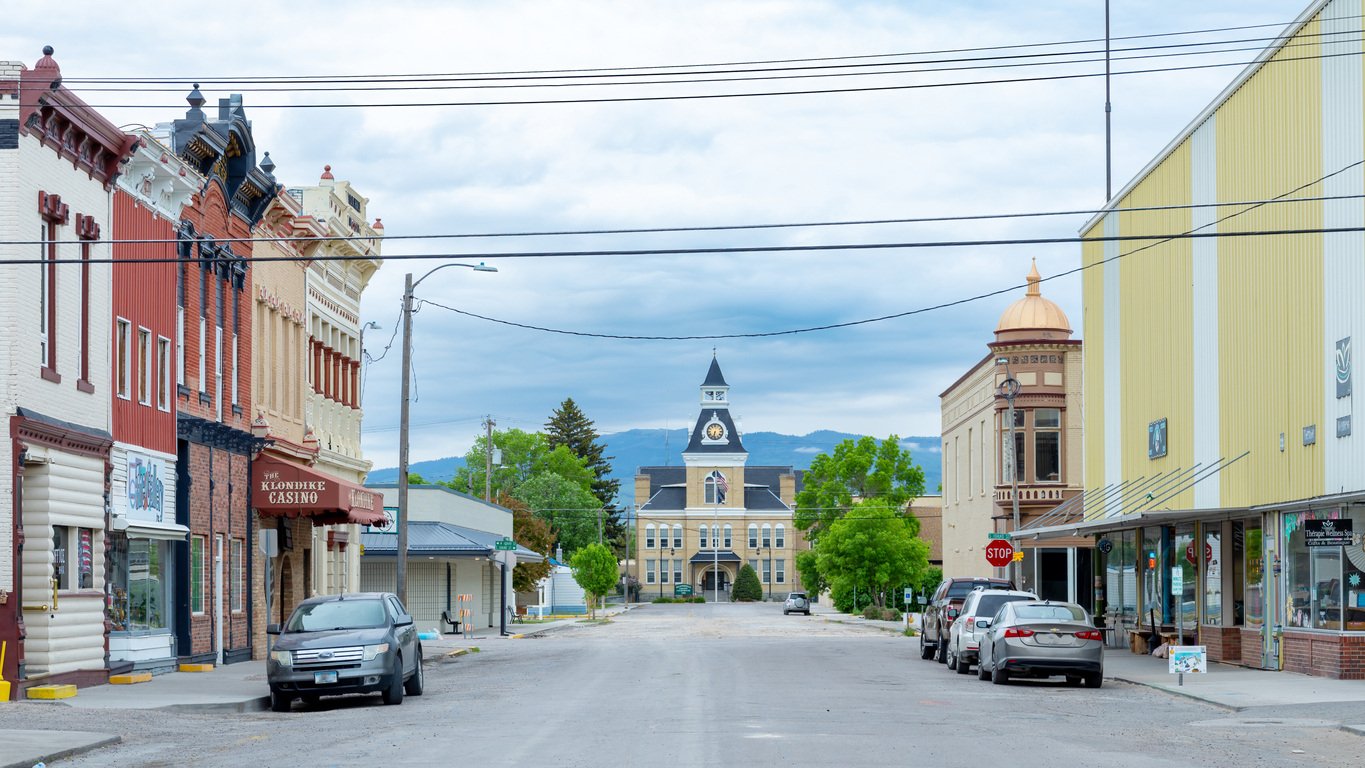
left=975, top=619, right=992, bottom=630
left=946, top=608, right=960, bottom=620
left=395, top=614, right=414, bottom=627
left=266, top=623, right=281, bottom=635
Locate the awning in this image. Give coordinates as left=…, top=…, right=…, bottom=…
left=253, top=455, right=384, bottom=526
left=113, top=516, right=190, bottom=542
left=689, top=550, right=741, bottom=564
left=1016, top=507, right=1253, bottom=542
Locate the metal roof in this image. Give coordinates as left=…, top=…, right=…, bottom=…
left=361, top=520, right=540, bottom=559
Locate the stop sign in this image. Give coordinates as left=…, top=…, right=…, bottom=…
left=985, top=540, right=1015, bottom=567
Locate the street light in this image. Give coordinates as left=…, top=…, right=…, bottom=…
left=659, top=545, right=675, bottom=599
left=996, top=356, right=1022, bottom=589
left=358, top=320, right=380, bottom=404
left=755, top=546, right=770, bottom=602
left=396, top=261, right=497, bottom=605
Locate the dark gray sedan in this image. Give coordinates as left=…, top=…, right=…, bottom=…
left=976, top=601, right=1104, bottom=688
left=266, top=592, right=423, bottom=712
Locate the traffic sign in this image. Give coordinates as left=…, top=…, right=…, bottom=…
left=495, top=538, right=516, bottom=551
left=674, top=584, right=694, bottom=597
left=985, top=540, right=1015, bottom=567
left=988, top=533, right=1012, bottom=540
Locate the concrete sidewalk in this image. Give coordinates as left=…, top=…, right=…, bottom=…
left=0, top=605, right=629, bottom=766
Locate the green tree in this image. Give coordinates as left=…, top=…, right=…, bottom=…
left=408, top=473, right=428, bottom=485
left=794, top=548, right=825, bottom=597
left=453, top=429, right=594, bottom=501
left=514, top=473, right=602, bottom=557
left=503, top=494, right=554, bottom=593
left=570, top=543, right=619, bottom=619
left=732, top=564, right=763, bottom=602
left=545, top=399, right=625, bottom=551
left=794, top=435, right=926, bottom=541
left=816, top=500, right=929, bottom=609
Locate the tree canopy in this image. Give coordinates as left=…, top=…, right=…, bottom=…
left=453, top=428, right=595, bottom=501
left=815, top=500, right=930, bottom=609
left=504, top=494, right=554, bottom=593
left=793, top=435, right=926, bottom=541
left=513, top=473, right=603, bottom=557
left=570, top=543, right=619, bottom=618
left=546, top=398, right=626, bottom=553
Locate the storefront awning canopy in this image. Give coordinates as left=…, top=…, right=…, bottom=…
left=252, top=455, right=384, bottom=527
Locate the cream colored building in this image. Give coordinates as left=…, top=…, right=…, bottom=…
left=940, top=262, right=1085, bottom=600
left=634, top=357, right=807, bottom=600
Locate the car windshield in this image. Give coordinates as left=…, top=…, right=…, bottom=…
left=286, top=599, right=386, bottom=631
left=948, top=581, right=1003, bottom=598
left=1014, top=604, right=1087, bottom=622
left=973, top=594, right=1033, bottom=617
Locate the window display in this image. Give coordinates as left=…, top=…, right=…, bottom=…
left=108, top=534, right=169, bottom=633
left=1203, top=527, right=1221, bottom=626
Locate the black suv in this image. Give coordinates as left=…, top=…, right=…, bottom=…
left=919, top=577, right=1014, bottom=663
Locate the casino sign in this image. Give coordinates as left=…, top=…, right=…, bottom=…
left=252, top=454, right=384, bottom=526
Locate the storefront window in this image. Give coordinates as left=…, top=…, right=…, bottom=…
left=1141, top=527, right=1162, bottom=626
left=1116, top=529, right=1137, bottom=624
left=1173, top=524, right=1197, bottom=629
left=1312, top=547, right=1343, bottom=631
left=1286, top=509, right=1347, bottom=630
left=1204, top=527, right=1221, bottom=626
left=109, top=534, right=169, bottom=633
left=1344, top=507, right=1365, bottom=630
left=1242, top=521, right=1263, bottom=627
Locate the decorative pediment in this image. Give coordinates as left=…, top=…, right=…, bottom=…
left=117, top=132, right=201, bottom=220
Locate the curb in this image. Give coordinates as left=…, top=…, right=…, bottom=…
left=1106, top=675, right=1242, bottom=712
left=159, top=697, right=269, bottom=714
left=820, top=616, right=907, bottom=635
left=0, top=733, right=122, bottom=768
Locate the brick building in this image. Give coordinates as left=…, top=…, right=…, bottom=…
left=0, top=49, right=138, bottom=694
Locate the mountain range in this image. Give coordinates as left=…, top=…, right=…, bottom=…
left=367, top=429, right=943, bottom=504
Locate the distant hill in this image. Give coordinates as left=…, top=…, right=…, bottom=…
left=367, top=429, right=943, bottom=502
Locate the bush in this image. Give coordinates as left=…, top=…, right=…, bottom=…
left=689, top=596, right=706, bottom=603
left=652, top=596, right=677, bottom=604
left=862, top=604, right=904, bottom=621
left=732, top=565, right=763, bottom=601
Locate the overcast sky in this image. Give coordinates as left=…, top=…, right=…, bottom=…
left=8, top=0, right=1297, bottom=469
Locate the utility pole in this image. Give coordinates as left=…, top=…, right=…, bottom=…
left=484, top=416, right=495, bottom=502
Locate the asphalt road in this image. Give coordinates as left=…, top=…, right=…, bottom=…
left=2, top=602, right=1362, bottom=767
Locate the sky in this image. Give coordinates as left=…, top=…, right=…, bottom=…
left=7, top=0, right=1300, bottom=469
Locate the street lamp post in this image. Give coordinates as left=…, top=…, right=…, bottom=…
left=358, top=320, right=380, bottom=404
left=396, top=262, right=497, bottom=605
left=996, top=357, right=1022, bottom=589
left=755, top=546, right=769, bottom=602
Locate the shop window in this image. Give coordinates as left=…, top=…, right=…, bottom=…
left=1034, top=409, right=1060, bottom=482
left=1243, top=521, right=1264, bottom=626
left=1344, top=508, right=1365, bottom=630
left=1203, top=528, right=1221, bottom=626
left=231, top=539, right=244, bottom=613
left=1285, top=510, right=1348, bottom=630
left=110, top=537, right=167, bottom=632
left=1115, top=529, right=1138, bottom=625
left=1312, top=548, right=1343, bottom=631
left=1172, top=524, right=1197, bottom=629
left=191, top=536, right=205, bottom=614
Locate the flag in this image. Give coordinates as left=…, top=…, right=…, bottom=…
left=714, top=471, right=729, bottom=501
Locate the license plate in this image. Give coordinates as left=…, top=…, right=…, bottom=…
left=314, top=670, right=338, bottom=684
left=1036, top=633, right=1062, bottom=645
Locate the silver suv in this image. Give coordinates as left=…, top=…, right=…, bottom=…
left=945, top=587, right=1037, bottom=675
left=266, top=592, right=423, bottom=712
left=783, top=592, right=811, bottom=615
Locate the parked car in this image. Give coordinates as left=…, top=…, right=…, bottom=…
left=266, top=592, right=424, bottom=712
left=976, top=600, right=1104, bottom=688
left=784, top=592, right=811, bottom=615
left=920, top=576, right=1014, bottom=663
left=945, top=588, right=1037, bottom=674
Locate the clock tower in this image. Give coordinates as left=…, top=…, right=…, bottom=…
left=683, top=355, right=747, bottom=507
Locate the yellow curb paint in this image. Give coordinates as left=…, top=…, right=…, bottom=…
left=109, top=672, right=152, bottom=685
left=26, top=684, right=77, bottom=699
left=179, top=663, right=214, bottom=673
left=511, top=633, right=526, bottom=639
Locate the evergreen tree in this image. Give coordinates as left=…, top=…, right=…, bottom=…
left=732, top=564, right=764, bottom=602
left=546, top=398, right=625, bottom=549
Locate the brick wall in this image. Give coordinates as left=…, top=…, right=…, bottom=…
left=1282, top=630, right=1365, bottom=680
left=1240, top=627, right=1266, bottom=668
left=1202, top=626, right=1242, bottom=664
left=184, top=442, right=252, bottom=660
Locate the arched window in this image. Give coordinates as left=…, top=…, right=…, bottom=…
left=723, top=524, right=733, bottom=548
left=705, top=470, right=729, bottom=504
left=775, top=524, right=785, bottom=549
left=700, top=525, right=709, bottom=548
left=748, top=524, right=759, bottom=548
left=645, top=524, right=655, bottom=549
left=673, top=524, right=683, bottom=549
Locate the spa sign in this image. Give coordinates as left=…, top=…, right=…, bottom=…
left=1305, top=518, right=1354, bottom=547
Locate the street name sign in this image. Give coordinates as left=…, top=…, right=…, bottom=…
left=988, top=533, right=1012, bottom=540
left=495, top=538, right=516, bottom=551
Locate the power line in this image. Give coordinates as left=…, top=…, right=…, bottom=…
left=9, top=192, right=1362, bottom=247
left=62, top=15, right=1349, bottom=84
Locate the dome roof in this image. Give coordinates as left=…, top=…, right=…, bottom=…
left=995, top=260, right=1071, bottom=338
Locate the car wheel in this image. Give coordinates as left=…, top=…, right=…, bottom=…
left=956, top=653, right=972, bottom=675
left=804, top=610, right=810, bottom=616
left=977, top=658, right=991, bottom=681
left=1083, top=672, right=1103, bottom=689
left=405, top=648, right=425, bottom=696
left=783, top=610, right=789, bottom=615
left=992, top=665, right=1010, bottom=685
left=1065, top=675, right=1082, bottom=687
left=300, top=694, right=320, bottom=707
left=269, top=687, right=293, bottom=713
left=936, top=636, right=948, bottom=664
left=920, top=633, right=934, bottom=660
left=381, top=656, right=405, bottom=705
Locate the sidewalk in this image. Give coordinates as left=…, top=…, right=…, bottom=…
left=0, top=605, right=629, bottom=766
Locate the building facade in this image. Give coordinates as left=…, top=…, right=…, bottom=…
left=1034, top=0, right=1365, bottom=677
left=1, top=49, right=139, bottom=693
left=107, top=132, right=201, bottom=673
left=940, top=263, right=1085, bottom=601
left=634, top=357, right=806, bottom=601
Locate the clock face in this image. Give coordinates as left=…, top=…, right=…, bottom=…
left=706, top=423, right=725, bottom=440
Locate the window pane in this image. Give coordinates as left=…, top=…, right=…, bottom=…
left=1312, top=546, right=1342, bottom=631
left=700, top=526, right=708, bottom=548
left=109, top=533, right=130, bottom=631
left=191, top=537, right=204, bottom=613
left=52, top=526, right=70, bottom=590
left=138, top=329, right=151, bottom=404
left=1203, top=528, right=1221, bottom=626
left=116, top=320, right=130, bottom=397
left=645, top=525, right=655, bottom=549
left=748, top=525, right=758, bottom=548
left=776, top=559, right=785, bottom=583
left=1173, top=524, right=1196, bottom=629
left=724, top=525, right=732, bottom=547
left=1141, top=528, right=1162, bottom=625
left=673, top=559, right=682, bottom=584
left=1035, top=408, right=1061, bottom=429
left=1013, top=432, right=1026, bottom=482
left=762, top=524, right=771, bottom=548
left=673, top=525, right=682, bottom=549
left=1034, top=431, right=1059, bottom=482
left=646, top=559, right=655, bottom=584
left=776, top=525, right=785, bottom=549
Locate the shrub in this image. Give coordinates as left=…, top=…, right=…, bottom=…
left=652, top=596, right=676, bottom=604
left=732, top=565, right=763, bottom=601
left=689, top=596, right=706, bottom=603
left=862, top=604, right=882, bottom=620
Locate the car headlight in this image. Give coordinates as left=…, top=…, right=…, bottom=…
left=362, top=643, right=390, bottom=661
left=270, top=650, right=293, bottom=667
